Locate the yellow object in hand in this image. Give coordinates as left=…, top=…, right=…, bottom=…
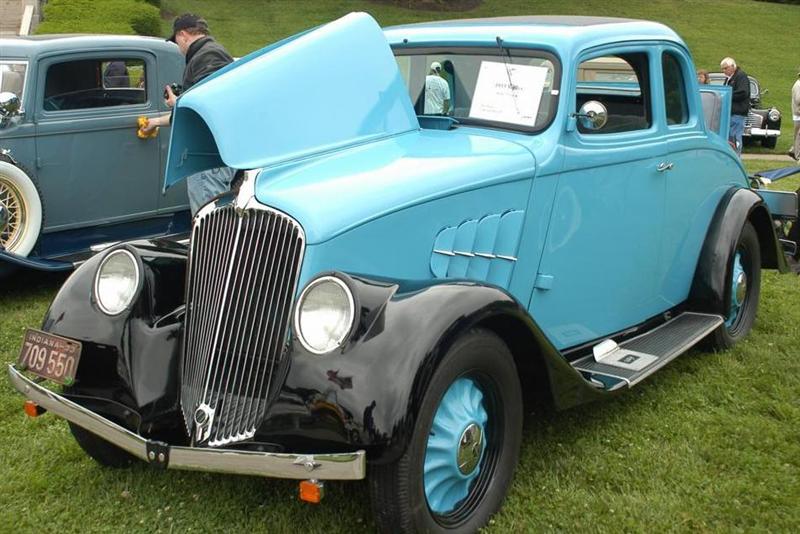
left=137, top=116, right=158, bottom=139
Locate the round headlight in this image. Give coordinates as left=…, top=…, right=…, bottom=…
left=768, top=108, right=780, bottom=122
left=294, top=276, right=355, bottom=354
left=94, top=249, right=140, bottom=315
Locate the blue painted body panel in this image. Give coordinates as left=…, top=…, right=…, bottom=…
left=0, top=35, right=188, bottom=271
left=164, top=14, right=764, bottom=350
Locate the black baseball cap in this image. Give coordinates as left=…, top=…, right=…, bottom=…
left=167, top=13, right=209, bottom=42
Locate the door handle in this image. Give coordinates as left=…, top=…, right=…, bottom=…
left=657, top=162, right=674, bottom=172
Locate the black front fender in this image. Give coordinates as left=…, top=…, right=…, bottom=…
left=258, top=274, right=605, bottom=464
left=42, top=239, right=188, bottom=427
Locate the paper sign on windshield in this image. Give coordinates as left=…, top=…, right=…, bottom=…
left=469, top=61, right=548, bottom=127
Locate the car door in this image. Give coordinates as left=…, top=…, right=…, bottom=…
left=34, top=51, right=162, bottom=230
left=529, top=47, right=669, bottom=350
left=658, top=47, right=743, bottom=307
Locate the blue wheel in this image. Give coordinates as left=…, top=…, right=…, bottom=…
left=710, top=222, right=760, bottom=350
left=424, top=377, right=488, bottom=514
left=369, top=329, right=522, bottom=532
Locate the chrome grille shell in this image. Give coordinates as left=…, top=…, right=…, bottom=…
left=181, top=193, right=305, bottom=447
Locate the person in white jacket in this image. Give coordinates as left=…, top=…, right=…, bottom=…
left=791, top=69, right=800, bottom=161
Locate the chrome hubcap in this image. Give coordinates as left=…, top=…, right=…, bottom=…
left=734, top=271, right=747, bottom=306
left=0, top=176, right=25, bottom=250
left=726, top=251, right=746, bottom=328
left=457, top=423, right=483, bottom=475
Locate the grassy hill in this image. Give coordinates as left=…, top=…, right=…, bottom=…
left=162, top=0, right=800, bottom=152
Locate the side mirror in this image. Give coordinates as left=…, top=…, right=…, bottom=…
left=572, top=100, right=608, bottom=131
left=0, top=92, right=22, bottom=128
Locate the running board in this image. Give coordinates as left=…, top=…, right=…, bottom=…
left=572, top=312, right=723, bottom=391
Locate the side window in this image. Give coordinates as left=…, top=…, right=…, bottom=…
left=576, top=53, right=651, bottom=134
left=43, top=58, right=146, bottom=112
left=662, top=52, right=688, bottom=126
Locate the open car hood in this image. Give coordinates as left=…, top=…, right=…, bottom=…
left=164, top=12, right=418, bottom=190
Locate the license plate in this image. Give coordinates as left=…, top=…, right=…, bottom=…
left=17, top=328, right=82, bottom=385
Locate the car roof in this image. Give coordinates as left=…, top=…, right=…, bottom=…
left=0, top=34, right=178, bottom=58
left=384, top=15, right=685, bottom=55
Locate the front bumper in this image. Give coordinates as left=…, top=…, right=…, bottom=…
left=745, top=127, right=781, bottom=137
left=8, top=365, right=366, bottom=480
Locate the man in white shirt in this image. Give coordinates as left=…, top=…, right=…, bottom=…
left=424, top=61, right=451, bottom=115
left=790, top=67, right=800, bottom=161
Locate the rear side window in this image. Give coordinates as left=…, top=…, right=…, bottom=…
left=43, top=58, right=146, bottom=111
left=662, top=52, right=688, bottom=126
left=576, top=53, right=652, bottom=134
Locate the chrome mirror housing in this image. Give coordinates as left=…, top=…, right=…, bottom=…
left=0, top=92, right=22, bottom=127
left=575, top=100, right=608, bottom=131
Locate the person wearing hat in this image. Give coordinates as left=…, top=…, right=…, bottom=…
left=140, top=13, right=235, bottom=215
left=790, top=67, right=800, bottom=162
left=424, top=61, right=451, bottom=115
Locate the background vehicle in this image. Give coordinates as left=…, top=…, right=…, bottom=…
left=9, top=14, right=798, bottom=533
left=0, top=35, right=189, bottom=275
left=708, top=72, right=782, bottom=148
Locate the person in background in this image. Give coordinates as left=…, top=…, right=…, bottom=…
left=139, top=13, right=235, bottom=215
left=696, top=69, right=710, bottom=85
left=720, top=57, right=750, bottom=155
left=103, top=60, right=129, bottom=88
left=790, top=67, right=800, bottom=162
left=424, top=61, right=450, bottom=115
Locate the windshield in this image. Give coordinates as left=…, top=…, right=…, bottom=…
left=394, top=48, right=560, bottom=132
left=0, top=61, right=28, bottom=106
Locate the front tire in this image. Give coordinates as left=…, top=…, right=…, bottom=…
left=69, top=422, right=135, bottom=468
left=761, top=136, right=777, bottom=149
left=0, top=160, right=42, bottom=256
left=369, top=329, right=523, bottom=533
left=707, top=221, right=761, bottom=350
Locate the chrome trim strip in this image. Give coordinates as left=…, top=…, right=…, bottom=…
left=453, top=250, right=475, bottom=257
left=8, top=365, right=365, bottom=480
left=433, top=249, right=455, bottom=256
left=496, top=254, right=518, bottom=261
left=747, top=127, right=780, bottom=137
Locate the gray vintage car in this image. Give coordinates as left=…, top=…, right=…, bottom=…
left=708, top=72, right=781, bottom=148
left=0, top=35, right=190, bottom=274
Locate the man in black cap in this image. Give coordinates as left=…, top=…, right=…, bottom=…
left=140, top=13, right=235, bottom=215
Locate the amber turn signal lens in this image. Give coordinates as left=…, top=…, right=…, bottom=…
left=23, top=400, right=44, bottom=417
left=298, top=480, right=324, bottom=504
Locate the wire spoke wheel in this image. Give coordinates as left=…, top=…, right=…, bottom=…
left=0, top=176, right=27, bottom=250
left=0, top=161, right=42, bottom=256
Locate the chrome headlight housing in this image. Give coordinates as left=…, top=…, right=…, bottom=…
left=94, top=248, right=141, bottom=315
left=768, top=108, right=780, bottom=122
left=294, top=276, right=355, bottom=354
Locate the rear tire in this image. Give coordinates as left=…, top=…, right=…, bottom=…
left=0, top=160, right=42, bottom=256
left=369, top=329, right=523, bottom=533
left=69, top=422, right=135, bottom=468
left=707, top=221, right=761, bottom=351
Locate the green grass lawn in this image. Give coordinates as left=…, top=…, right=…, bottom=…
left=1, top=161, right=798, bottom=532
left=3, top=0, right=800, bottom=530
left=160, top=0, right=800, bottom=153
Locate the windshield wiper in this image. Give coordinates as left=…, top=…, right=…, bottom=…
left=495, top=36, right=522, bottom=117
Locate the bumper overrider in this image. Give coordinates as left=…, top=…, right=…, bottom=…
left=8, top=364, right=365, bottom=480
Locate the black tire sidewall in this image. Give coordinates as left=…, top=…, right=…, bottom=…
left=406, top=329, right=523, bottom=532
left=711, top=221, right=761, bottom=349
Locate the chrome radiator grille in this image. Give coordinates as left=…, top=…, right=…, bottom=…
left=745, top=113, right=761, bottom=129
left=181, top=204, right=304, bottom=447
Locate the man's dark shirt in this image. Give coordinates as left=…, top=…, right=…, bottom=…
left=725, top=67, right=751, bottom=116
left=182, top=36, right=233, bottom=91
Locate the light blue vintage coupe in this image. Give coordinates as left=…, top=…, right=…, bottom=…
left=0, top=35, right=189, bottom=274
left=9, top=13, right=798, bottom=533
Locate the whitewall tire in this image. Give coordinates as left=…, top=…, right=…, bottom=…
left=0, top=160, right=42, bottom=256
